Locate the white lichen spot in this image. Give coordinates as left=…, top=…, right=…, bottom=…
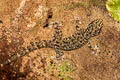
left=48, top=22, right=54, bottom=28
left=15, top=0, right=26, bottom=16
left=7, top=38, right=12, bottom=43
left=27, top=21, right=36, bottom=28
left=16, top=53, right=21, bottom=57
left=74, top=16, right=82, bottom=24
left=91, top=51, right=95, bottom=54
left=89, top=43, right=101, bottom=56
left=34, top=5, right=44, bottom=18
left=12, top=0, right=27, bottom=26
left=50, top=56, right=55, bottom=59
left=0, top=64, right=3, bottom=67
left=7, top=59, right=11, bottom=63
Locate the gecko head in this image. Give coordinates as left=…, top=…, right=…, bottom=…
left=86, top=19, right=103, bottom=37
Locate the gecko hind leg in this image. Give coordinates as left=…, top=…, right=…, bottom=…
left=55, top=48, right=64, bottom=60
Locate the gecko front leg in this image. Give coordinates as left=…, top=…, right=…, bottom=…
left=75, top=18, right=85, bottom=35
left=50, top=21, right=64, bottom=59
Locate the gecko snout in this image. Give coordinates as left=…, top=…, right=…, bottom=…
left=87, top=18, right=103, bottom=37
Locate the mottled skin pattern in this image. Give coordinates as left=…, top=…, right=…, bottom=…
left=1, top=19, right=103, bottom=66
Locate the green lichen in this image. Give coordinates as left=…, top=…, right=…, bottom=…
left=45, top=60, right=56, bottom=73
left=57, top=60, right=75, bottom=80
left=65, top=76, right=73, bottom=80
left=106, top=0, right=120, bottom=22
left=45, top=59, right=76, bottom=80
left=58, top=61, right=75, bottom=73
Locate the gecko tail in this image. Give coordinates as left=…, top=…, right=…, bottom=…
left=1, top=40, right=49, bottom=66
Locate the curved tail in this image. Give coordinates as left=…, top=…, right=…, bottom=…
left=1, top=40, right=49, bottom=65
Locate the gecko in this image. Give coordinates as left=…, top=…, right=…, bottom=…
left=1, top=18, right=103, bottom=66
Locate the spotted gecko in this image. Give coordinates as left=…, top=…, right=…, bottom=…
left=1, top=19, right=103, bottom=66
